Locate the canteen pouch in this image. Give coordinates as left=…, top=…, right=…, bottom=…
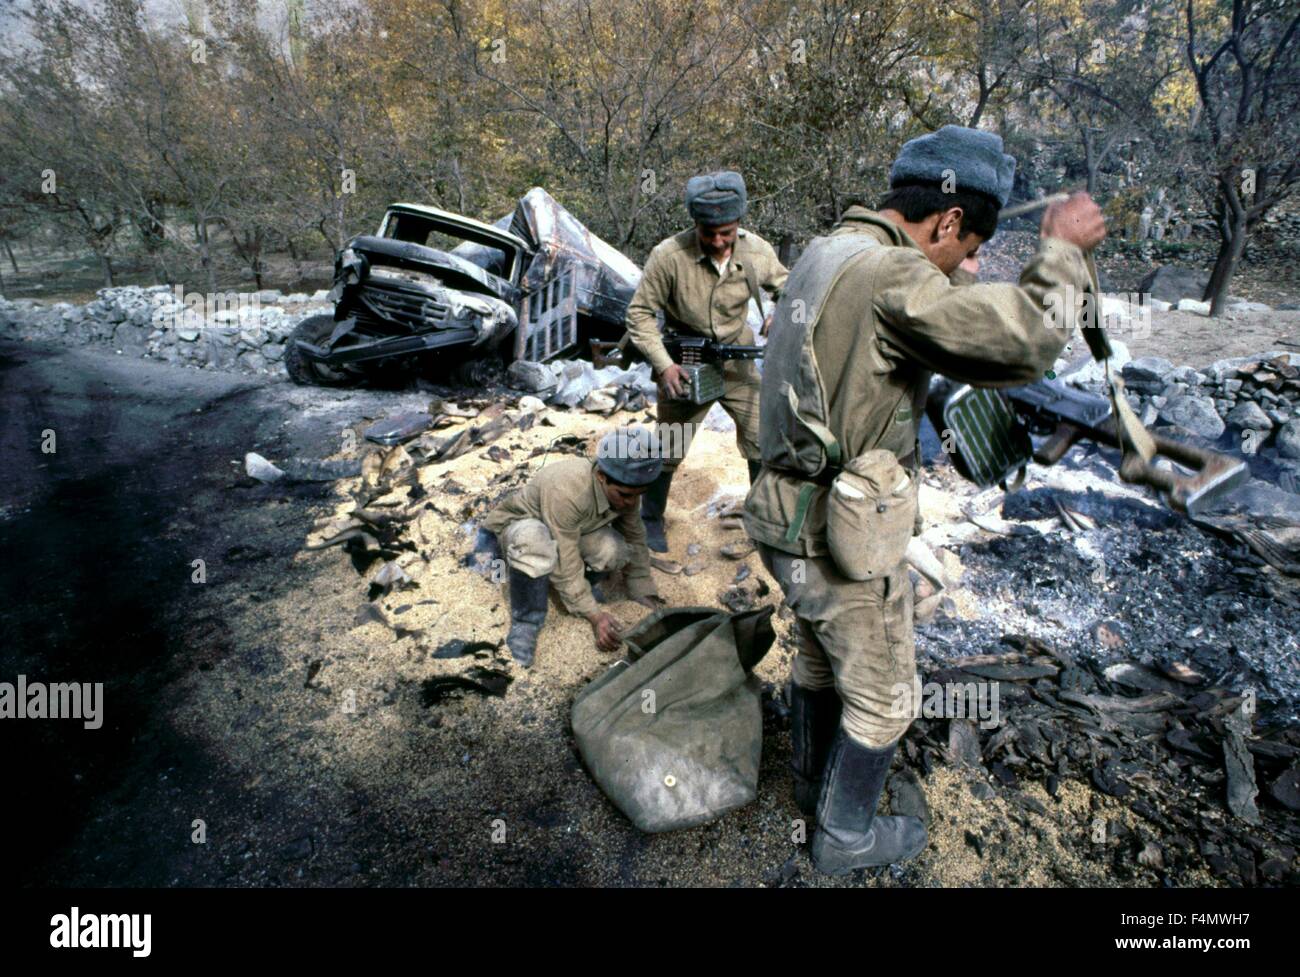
left=826, top=449, right=916, bottom=580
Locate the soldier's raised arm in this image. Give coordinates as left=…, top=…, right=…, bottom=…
left=872, top=241, right=1084, bottom=387
left=874, top=192, right=1105, bottom=387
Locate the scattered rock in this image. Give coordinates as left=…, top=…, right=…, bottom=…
left=368, top=561, right=414, bottom=600
left=1268, top=766, right=1300, bottom=811
left=244, top=452, right=286, bottom=483
left=1137, top=842, right=1165, bottom=870
left=1222, top=712, right=1262, bottom=825
left=720, top=540, right=756, bottom=560
left=1224, top=400, right=1273, bottom=431
left=1122, top=356, right=1174, bottom=392
left=1138, top=265, right=1209, bottom=303
left=1276, top=420, right=1300, bottom=460
left=947, top=720, right=983, bottom=768
left=1157, top=395, right=1225, bottom=440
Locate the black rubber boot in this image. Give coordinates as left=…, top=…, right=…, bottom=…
left=747, top=459, right=762, bottom=485
left=811, top=730, right=927, bottom=875
left=789, top=683, right=844, bottom=818
left=506, top=567, right=550, bottom=668
left=639, top=469, right=675, bottom=553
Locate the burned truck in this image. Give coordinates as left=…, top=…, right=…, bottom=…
left=285, top=188, right=640, bottom=385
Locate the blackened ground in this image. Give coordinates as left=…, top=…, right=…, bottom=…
left=3, top=341, right=1295, bottom=889
left=924, top=466, right=1300, bottom=726
left=0, top=342, right=378, bottom=885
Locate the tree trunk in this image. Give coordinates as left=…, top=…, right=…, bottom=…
left=253, top=228, right=265, bottom=291
left=3, top=241, right=17, bottom=274
left=778, top=232, right=795, bottom=267
left=969, top=65, right=990, bottom=128
left=100, top=253, right=115, bottom=287
left=1082, top=128, right=1097, bottom=194
left=196, top=218, right=216, bottom=295
left=1204, top=215, right=1247, bottom=316
left=1204, top=173, right=1250, bottom=316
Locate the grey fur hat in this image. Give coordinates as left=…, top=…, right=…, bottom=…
left=685, top=171, right=747, bottom=225
left=595, top=426, right=663, bottom=487
left=889, top=125, right=1016, bottom=207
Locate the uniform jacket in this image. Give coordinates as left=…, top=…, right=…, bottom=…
left=745, top=206, right=1089, bottom=556
left=625, top=227, right=788, bottom=376
left=482, top=457, right=656, bottom=616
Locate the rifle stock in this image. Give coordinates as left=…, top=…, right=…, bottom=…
left=931, top=378, right=1249, bottom=515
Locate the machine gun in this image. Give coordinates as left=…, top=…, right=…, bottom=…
left=929, top=376, right=1249, bottom=515
left=931, top=190, right=1248, bottom=515
left=591, top=332, right=765, bottom=405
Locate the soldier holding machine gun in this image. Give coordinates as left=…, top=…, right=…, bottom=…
left=622, top=170, right=788, bottom=552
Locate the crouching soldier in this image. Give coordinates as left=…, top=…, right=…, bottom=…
left=744, top=125, right=1105, bottom=874
left=624, top=170, right=788, bottom=552
left=476, top=426, right=666, bottom=667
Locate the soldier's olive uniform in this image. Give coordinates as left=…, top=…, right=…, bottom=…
left=744, top=207, right=1089, bottom=747
left=624, top=229, right=788, bottom=467
left=482, top=457, right=657, bottom=619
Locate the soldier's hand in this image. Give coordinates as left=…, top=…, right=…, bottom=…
left=659, top=363, right=687, bottom=399
left=633, top=594, right=665, bottom=610
left=1041, top=191, right=1106, bottom=252
left=761, top=311, right=774, bottom=338
left=588, top=611, right=623, bottom=652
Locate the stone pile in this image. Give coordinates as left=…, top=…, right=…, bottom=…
left=1116, top=352, right=1300, bottom=463
left=0, top=285, right=332, bottom=377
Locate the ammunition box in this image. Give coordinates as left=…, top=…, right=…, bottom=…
left=942, top=385, right=1033, bottom=487
left=672, top=363, right=725, bottom=405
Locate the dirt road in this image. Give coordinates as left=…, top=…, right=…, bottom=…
left=3, top=341, right=1289, bottom=889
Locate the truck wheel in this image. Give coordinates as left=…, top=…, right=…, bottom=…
left=284, top=314, right=355, bottom=387
left=450, top=335, right=513, bottom=386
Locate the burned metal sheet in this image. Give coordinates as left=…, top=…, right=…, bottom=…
left=1190, top=479, right=1300, bottom=575
left=456, top=188, right=640, bottom=327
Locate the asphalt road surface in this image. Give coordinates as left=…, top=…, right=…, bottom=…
left=0, top=342, right=360, bottom=885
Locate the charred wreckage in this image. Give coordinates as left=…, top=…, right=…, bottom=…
left=285, top=188, right=640, bottom=386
